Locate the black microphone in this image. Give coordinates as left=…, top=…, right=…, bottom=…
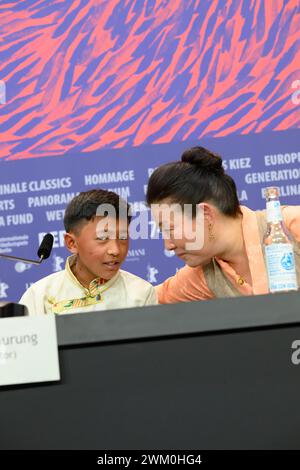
left=0, top=233, right=54, bottom=265
left=37, top=233, right=54, bottom=260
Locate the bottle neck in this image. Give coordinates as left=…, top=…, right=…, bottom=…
left=266, top=199, right=283, bottom=224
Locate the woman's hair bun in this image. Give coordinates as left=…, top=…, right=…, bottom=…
left=181, top=146, right=224, bottom=174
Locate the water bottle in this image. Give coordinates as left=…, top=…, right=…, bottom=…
left=263, top=186, right=298, bottom=293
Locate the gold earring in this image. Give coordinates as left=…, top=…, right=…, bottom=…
left=208, top=223, right=215, bottom=241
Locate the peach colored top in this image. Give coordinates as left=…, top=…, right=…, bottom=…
left=156, top=205, right=300, bottom=303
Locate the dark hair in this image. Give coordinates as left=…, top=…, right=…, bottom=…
left=146, top=146, right=241, bottom=217
left=64, top=189, right=131, bottom=233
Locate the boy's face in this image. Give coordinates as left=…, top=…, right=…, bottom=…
left=64, top=216, right=129, bottom=282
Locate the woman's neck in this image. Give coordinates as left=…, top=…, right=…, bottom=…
left=216, top=214, right=246, bottom=265
left=215, top=214, right=252, bottom=284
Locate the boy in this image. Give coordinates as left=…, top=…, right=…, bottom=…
left=19, top=190, right=157, bottom=314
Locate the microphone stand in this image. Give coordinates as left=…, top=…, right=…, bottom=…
left=0, top=233, right=54, bottom=317
left=0, top=254, right=46, bottom=265
left=0, top=233, right=54, bottom=265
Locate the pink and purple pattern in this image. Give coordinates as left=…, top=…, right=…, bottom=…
left=0, top=0, right=299, bottom=160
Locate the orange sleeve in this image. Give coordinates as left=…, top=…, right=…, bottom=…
left=282, top=206, right=300, bottom=242
left=155, top=264, right=214, bottom=304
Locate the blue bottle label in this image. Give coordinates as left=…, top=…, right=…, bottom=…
left=265, top=244, right=298, bottom=292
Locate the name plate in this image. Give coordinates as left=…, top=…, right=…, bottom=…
left=0, top=315, right=60, bottom=386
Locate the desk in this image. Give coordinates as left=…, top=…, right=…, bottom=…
left=1, top=291, right=300, bottom=449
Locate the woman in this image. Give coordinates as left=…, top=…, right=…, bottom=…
left=146, top=146, right=300, bottom=302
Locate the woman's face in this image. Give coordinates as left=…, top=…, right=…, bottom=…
left=151, top=201, right=217, bottom=267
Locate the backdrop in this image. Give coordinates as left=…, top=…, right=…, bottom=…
left=0, top=0, right=299, bottom=301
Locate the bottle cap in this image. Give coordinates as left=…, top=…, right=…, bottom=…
left=265, top=186, right=280, bottom=199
